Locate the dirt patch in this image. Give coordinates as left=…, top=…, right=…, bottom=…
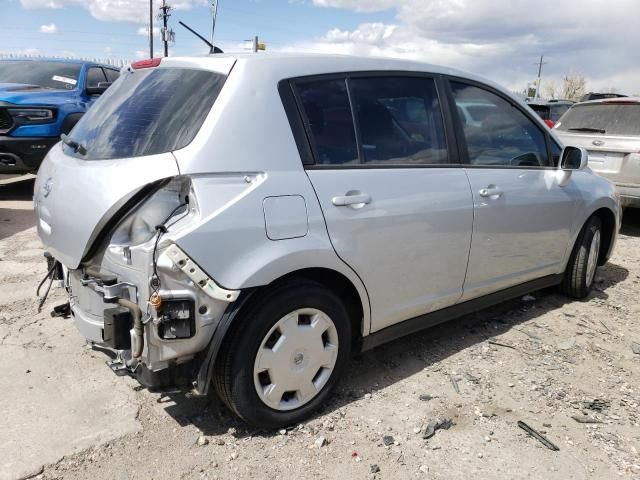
left=1, top=178, right=639, bottom=480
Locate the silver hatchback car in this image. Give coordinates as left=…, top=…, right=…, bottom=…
left=34, top=53, right=620, bottom=428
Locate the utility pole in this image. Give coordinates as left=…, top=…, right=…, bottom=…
left=149, top=0, right=154, bottom=58
left=534, top=54, right=547, bottom=99
left=253, top=35, right=259, bottom=53
left=159, top=0, right=173, bottom=57
left=210, top=0, right=219, bottom=44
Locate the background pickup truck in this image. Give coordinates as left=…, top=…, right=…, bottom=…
left=0, top=58, right=119, bottom=174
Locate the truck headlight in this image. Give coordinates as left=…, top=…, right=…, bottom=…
left=110, top=176, right=194, bottom=246
left=7, top=108, right=55, bottom=124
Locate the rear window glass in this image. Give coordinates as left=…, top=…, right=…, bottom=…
left=555, top=103, right=640, bottom=136
left=65, top=67, right=226, bottom=160
left=529, top=104, right=550, bottom=120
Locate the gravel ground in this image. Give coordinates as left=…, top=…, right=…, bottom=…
left=1, top=177, right=639, bottom=480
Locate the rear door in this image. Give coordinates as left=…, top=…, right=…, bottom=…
left=446, top=79, right=577, bottom=300
left=292, top=74, right=474, bottom=331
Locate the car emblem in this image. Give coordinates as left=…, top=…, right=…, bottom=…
left=42, top=177, right=53, bottom=198
left=592, top=139, right=605, bottom=146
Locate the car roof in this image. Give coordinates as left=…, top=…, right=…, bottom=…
left=575, top=97, right=640, bottom=106
left=161, top=52, right=502, bottom=91
left=527, top=100, right=573, bottom=106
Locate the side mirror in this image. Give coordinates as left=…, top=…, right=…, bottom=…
left=560, top=146, right=588, bottom=170
left=86, top=81, right=112, bottom=96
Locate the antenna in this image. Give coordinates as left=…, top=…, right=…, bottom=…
left=178, top=21, right=223, bottom=54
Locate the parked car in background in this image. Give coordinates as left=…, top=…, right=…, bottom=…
left=0, top=58, right=119, bottom=175
left=35, top=53, right=620, bottom=428
left=554, top=98, right=640, bottom=208
left=527, top=99, right=574, bottom=128
left=580, top=92, right=627, bottom=102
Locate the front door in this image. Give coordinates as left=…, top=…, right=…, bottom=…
left=292, top=75, right=474, bottom=331
left=447, top=80, right=577, bottom=300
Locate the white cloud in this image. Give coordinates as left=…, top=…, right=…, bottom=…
left=21, top=0, right=207, bottom=24
left=39, top=23, right=58, bottom=33
left=312, top=0, right=396, bottom=12
left=137, top=26, right=161, bottom=37
left=296, top=0, right=640, bottom=94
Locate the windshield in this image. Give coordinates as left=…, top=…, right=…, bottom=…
left=0, top=61, right=81, bottom=90
left=556, top=103, right=640, bottom=136
left=65, top=67, right=226, bottom=160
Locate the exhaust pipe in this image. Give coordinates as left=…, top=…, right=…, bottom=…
left=117, top=298, right=143, bottom=359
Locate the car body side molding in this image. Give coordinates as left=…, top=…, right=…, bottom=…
left=360, top=274, right=563, bottom=352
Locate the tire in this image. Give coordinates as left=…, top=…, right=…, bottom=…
left=560, top=215, right=602, bottom=299
left=213, top=279, right=352, bottom=429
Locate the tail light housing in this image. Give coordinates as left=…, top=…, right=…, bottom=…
left=131, top=58, right=162, bottom=70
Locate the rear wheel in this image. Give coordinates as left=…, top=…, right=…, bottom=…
left=213, top=280, right=351, bottom=428
left=560, top=216, right=602, bottom=299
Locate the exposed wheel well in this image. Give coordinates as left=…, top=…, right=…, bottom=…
left=267, top=268, right=365, bottom=351
left=591, top=207, right=616, bottom=265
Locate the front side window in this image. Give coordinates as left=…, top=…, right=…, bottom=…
left=349, top=77, right=448, bottom=165
left=451, top=82, right=550, bottom=167
left=65, top=67, right=226, bottom=160
left=86, top=67, right=107, bottom=88
left=296, top=79, right=358, bottom=165
left=104, top=68, right=120, bottom=83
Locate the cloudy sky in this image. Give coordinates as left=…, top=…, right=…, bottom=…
left=1, top=0, right=638, bottom=94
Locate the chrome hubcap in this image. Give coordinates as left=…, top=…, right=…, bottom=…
left=586, top=230, right=600, bottom=287
left=253, top=308, right=339, bottom=411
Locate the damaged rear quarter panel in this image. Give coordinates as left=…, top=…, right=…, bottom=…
left=170, top=59, right=371, bottom=335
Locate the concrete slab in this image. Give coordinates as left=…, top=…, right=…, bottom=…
left=0, top=178, right=141, bottom=480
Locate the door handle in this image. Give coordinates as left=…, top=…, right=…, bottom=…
left=332, top=193, right=372, bottom=207
left=479, top=185, right=503, bottom=198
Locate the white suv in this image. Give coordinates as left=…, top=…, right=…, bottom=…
left=554, top=98, right=640, bottom=208
left=34, top=53, right=620, bottom=428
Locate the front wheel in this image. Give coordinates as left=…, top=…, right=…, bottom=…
left=213, top=280, right=351, bottom=429
left=560, top=216, right=602, bottom=299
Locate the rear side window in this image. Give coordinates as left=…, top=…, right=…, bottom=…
left=296, top=79, right=358, bottom=165
left=66, top=68, right=226, bottom=160
left=294, top=75, right=448, bottom=166
left=451, top=82, right=550, bottom=167
left=555, top=103, right=640, bottom=136
left=349, top=77, right=447, bottom=165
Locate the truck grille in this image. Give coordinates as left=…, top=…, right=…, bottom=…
left=0, top=109, right=13, bottom=133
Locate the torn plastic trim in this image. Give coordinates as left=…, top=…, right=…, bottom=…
left=162, top=244, right=240, bottom=303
